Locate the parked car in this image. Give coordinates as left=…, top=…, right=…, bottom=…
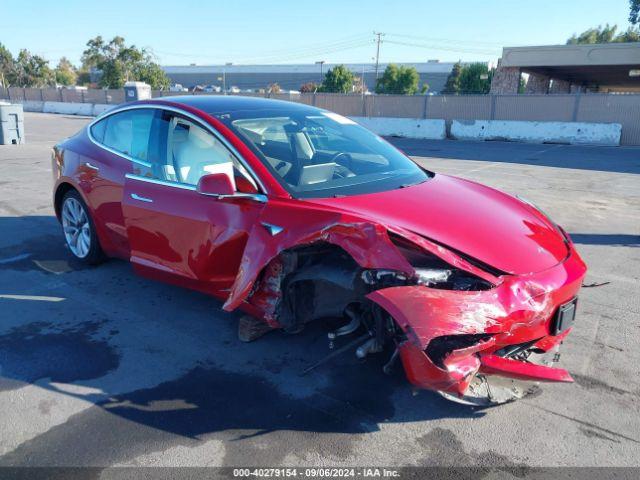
left=204, top=85, right=222, bottom=93
left=169, top=84, right=188, bottom=92
left=52, top=96, right=587, bottom=405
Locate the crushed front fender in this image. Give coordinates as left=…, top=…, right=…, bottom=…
left=366, top=250, right=586, bottom=396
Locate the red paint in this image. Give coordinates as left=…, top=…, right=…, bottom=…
left=197, top=173, right=235, bottom=196
left=123, top=175, right=264, bottom=295
left=367, top=248, right=585, bottom=394
left=479, top=354, right=574, bottom=383
left=311, top=174, right=569, bottom=275
left=52, top=97, right=588, bottom=398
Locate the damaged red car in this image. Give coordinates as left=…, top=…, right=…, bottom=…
left=52, top=96, right=587, bottom=405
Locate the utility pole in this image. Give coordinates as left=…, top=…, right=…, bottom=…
left=373, top=32, right=385, bottom=80
left=223, top=62, right=232, bottom=94
left=315, top=60, right=325, bottom=83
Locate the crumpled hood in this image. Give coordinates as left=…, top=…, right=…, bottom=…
left=308, top=174, right=569, bottom=275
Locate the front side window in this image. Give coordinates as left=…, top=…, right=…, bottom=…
left=155, top=112, right=257, bottom=190
left=223, top=109, right=430, bottom=198
left=161, top=114, right=238, bottom=188
left=94, top=109, right=155, bottom=162
left=92, top=108, right=258, bottom=191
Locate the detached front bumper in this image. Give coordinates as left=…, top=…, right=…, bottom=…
left=366, top=249, right=587, bottom=398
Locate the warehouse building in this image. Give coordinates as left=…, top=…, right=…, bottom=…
left=162, top=61, right=464, bottom=93
left=491, top=42, right=640, bottom=94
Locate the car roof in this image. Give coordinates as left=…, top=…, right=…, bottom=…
left=156, top=95, right=320, bottom=115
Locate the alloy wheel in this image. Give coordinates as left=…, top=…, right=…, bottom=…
left=62, top=197, right=92, bottom=259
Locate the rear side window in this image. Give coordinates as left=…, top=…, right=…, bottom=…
left=90, top=118, right=107, bottom=143
left=93, top=110, right=156, bottom=162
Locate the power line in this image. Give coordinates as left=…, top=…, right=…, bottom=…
left=155, top=33, right=372, bottom=65
left=384, top=39, right=500, bottom=56
left=386, top=32, right=506, bottom=47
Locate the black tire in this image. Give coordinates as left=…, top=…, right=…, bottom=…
left=60, top=189, right=105, bottom=265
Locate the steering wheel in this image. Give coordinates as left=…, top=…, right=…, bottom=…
left=329, top=152, right=353, bottom=178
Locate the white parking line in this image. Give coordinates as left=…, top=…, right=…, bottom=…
left=0, top=294, right=65, bottom=302
left=0, top=253, right=31, bottom=265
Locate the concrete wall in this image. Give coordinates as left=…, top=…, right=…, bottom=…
left=350, top=117, right=446, bottom=140
left=16, top=100, right=110, bottom=117
left=3, top=94, right=627, bottom=146
left=451, top=119, right=621, bottom=146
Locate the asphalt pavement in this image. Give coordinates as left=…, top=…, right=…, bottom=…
left=0, top=113, right=638, bottom=469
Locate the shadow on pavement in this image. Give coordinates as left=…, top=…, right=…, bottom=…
left=0, top=215, right=482, bottom=466
left=387, top=137, right=640, bottom=175
left=569, top=233, right=640, bottom=247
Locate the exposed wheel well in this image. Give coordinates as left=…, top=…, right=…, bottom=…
left=54, top=182, right=76, bottom=220
left=252, top=242, right=401, bottom=332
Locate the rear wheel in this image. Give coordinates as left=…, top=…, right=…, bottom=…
left=61, top=190, right=104, bottom=265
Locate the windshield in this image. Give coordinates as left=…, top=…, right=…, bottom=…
left=218, top=109, right=430, bottom=198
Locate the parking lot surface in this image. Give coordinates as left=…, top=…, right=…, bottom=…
left=0, top=113, right=639, bottom=468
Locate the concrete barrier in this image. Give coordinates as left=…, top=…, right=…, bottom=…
left=10, top=99, right=624, bottom=146
left=450, top=119, right=622, bottom=146
left=43, top=101, right=95, bottom=116
left=20, top=101, right=45, bottom=113
left=92, top=104, right=113, bottom=116
left=350, top=117, right=446, bottom=140
left=14, top=100, right=111, bottom=117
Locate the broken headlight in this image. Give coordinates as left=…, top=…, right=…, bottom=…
left=415, top=268, right=452, bottom=286
left=390, top=234, right=494, bottom=291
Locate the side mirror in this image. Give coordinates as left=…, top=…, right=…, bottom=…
left=197, top=173, right=235, bottom=196
left=235, top=175, right=259, bottom=194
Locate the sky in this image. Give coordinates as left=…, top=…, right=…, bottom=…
left=0, top=0, right=633, bottom=67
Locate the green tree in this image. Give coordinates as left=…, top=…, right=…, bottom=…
left=442, top=61, right=462, bottom=94
left=55, top=57, right=77, bottom=86
left=375, top=64, right=420, bottom=95
left=81, top=36, right=169, bottom=89
left=566, top=24, right=640, bottom=44
left=458, top=63, right=492, bottom=94
left=76, top=68, right=92, bottom=86
left=616, top=26, right=640, bottom=42
left=12, top=49, right=54, bottom=87
left=518, top=76, right=526, bottom=94
left=567, top=24, right=618, bottom=44
left=0, top=43, right=14, bottom=88
left=319, top=65, right=354, bottom=93
left=299, top=82, right=318, bottom=93
left=133, top=61, right=170, bottom=90
left=267, top=82, right=281, bottom=94
left=630, top=0, right=640, bottom=25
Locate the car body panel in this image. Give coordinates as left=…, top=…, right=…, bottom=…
left=366, top=248, right=586, bottom=394
left=222, top=197, right=414, bottom=319
left=53, top=131, right=132, bottom=258
left=309, top=174, right=569, bottom=275
left=52, top=96, right=588, bottom=401
left=123, top=175, right=265, bottom=294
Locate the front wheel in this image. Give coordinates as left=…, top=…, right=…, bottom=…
left=61, top=190, right=104, bottom=265
left=437, top=345, right=560, bottom=406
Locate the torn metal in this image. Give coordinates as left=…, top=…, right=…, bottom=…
left=219, top=199, right=587, bottom=404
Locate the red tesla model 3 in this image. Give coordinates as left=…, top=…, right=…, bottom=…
left=52, top=96, right=586, bottom=405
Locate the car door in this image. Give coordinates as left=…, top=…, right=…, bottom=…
left=83, top=108, right=158, bottom=258
left=121, top=108, right=266, bottom=296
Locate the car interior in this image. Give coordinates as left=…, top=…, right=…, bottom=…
left=232, top=116, right=392, bottom=191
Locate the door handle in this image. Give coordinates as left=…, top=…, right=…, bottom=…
left=131, top=193, right=153, bottom=203
left=84, top=162, right=100, bottom=171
